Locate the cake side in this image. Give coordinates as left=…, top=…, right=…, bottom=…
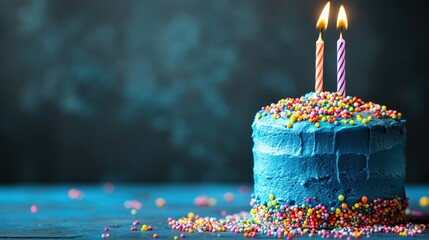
left=252, top=120, right=406, bottom=206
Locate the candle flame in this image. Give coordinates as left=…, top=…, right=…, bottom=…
left=336, top=5, right=348, bottom=30
left=316, top=2, right=330, bottom=30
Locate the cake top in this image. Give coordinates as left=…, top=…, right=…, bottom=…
left=254, top=91, right=405, bottom=129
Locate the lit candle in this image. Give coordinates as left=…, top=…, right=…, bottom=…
left=315, top=2, right=330, bottom=93
left=336, top=5, right=348, bottom=96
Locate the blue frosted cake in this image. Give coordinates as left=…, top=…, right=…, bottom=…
left=169, top=91, right=425, bottom=238
left=251, top=91, right=407, bottom=226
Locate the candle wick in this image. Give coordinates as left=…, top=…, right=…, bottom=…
left=318, top=29, right=322, bottom=40
left=340, top=27, right=343, bottom=38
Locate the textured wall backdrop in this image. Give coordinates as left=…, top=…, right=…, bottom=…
left=1, top=0, right=428, bottom=183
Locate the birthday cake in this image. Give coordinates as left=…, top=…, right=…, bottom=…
left=169, top=92, right=426, bottom=238
left=251, top=91, right=408, bottom=227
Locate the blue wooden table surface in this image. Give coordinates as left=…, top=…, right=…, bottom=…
left=0, top=184, right=428, bottom=239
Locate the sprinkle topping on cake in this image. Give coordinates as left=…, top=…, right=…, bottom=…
left=256, top=91, right=403, bottom=128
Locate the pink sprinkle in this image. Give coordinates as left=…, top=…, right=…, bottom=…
left=104, top=227, right=109, bottom=232
left=238, top=185, right=249, bottom=194
left=180, top=233, right=186, bottom=238
left=194, top=195, right=209, bottom=206
left=30, top=205, right=38, bottom=213
left=68, top=188, right=84, bottom=200
left=133, top=220, right=139, bottom=226
left=148, top=226, right=153, bottom=231
left=103, top=182, right=115, bottom=194
left=124, top=200, right=142, bottom=209
left=411, top=210, right=423, bottom=217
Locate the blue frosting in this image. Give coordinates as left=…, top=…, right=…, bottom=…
left=252, top=95, right=406, bottom=207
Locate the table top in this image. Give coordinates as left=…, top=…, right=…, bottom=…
left=0, top=184, right=428, bottom=239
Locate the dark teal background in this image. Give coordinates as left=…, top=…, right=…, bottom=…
left=1, top=0, right=428, bottom=183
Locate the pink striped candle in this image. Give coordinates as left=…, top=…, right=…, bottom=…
left=315, top=2, right=330, bottom=93
left=336, top=5, right=348, bottom=97
left=315, top=32, right=325, bottom=93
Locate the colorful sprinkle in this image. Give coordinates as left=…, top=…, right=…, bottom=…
left=187, top=212, right=195, bottom=220
left=338, top=194, right=345, bottom=201
left=170, top=194, right=425, bottom=239
left=141, top=224, right=148, bottom=231
left=208, top=198, right=217, bottom=206
left=68, top=188, right=84, bottom=200
left=156, top=198, right=166, bottom=208
left=224, top=192, right=234, bottom=202
left=255, top=92, right=404, bottom=127
left=194, top=195, right=209, bottom=206
left=30, top=205, right=38, bottom=213
left=419, top=196, right=429, bottom=207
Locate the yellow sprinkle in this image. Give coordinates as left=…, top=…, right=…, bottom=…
left=131, top=209, right=137, bottom=215
left=141, top=224, right=148, bottom=231
left=398, top=112, right=402, bottom=117
left=256, top=113, right=262, bottom=119
left=349, top=120, right=355, bottom=125
left=315, top=122, right=320, bottom=128
left=174, top=236, right=179, bottom=240
left=354, top=203, right=359, bottom=208
left=269, top=194, right=275, bottom=200
left=272, top=200, right=277, bottom=206
left=188, top=212, right=195, bottom=219
left=382, top=105, right=387, bottom=110
left=362, top=119, right=368, bottom=124
left=208, top=198, right=217, bottom=206
left=321, top=117, right=327, bottom=122
left=290, top=115, right=296, bottom=123
left=367, top=116, right=373, bottom=121
left=342, top=119, right=348, bottom=124
left=419, top=196, right=429, bottom=207
left=287, top=121, right=293, bottom=128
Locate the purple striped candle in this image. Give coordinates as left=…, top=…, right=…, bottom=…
left=336, top=5, right=348, bottom=97
left=337, top=34, right=346, bottom=96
